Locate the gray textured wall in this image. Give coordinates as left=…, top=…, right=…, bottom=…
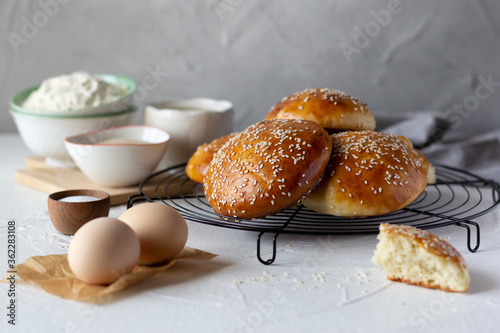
left=2, top=0, right=499, bottom=135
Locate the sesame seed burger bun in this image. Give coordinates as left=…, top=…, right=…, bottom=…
left=186, top=132, right=239, bottom=183
left=204, top=119, right=332, bottom=219
left=303, top=131, right=431, bottom=217
left=266, top=88, right=376, bottom=132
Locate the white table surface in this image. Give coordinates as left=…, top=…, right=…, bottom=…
left=1, top=132, right=499, bottom=333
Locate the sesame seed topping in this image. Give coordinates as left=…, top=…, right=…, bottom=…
left=205, top=118, right=332, bottom=218
left=304, top=130, right=430, bottom=216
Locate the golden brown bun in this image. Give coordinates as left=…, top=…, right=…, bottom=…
left=397, top=135, right=436, bottom=185
left=426, top=163, right=436, bottom=185
left=265, top=87, right=376, bottom=132
left=303, top=131, right=431, bottom=216
left=204, top=119, right=332, bottom=219
left=372, top=223, right=470, bottom=292
left=186, top=132, right=239, bottom=183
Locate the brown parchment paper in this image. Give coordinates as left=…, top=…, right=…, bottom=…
left=1, top=247, right=216, bottom=303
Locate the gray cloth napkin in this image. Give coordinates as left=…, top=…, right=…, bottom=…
left=376, top=112, right=500, bottom=183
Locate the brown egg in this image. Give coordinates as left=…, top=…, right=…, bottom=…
left=119, top=203, right=188, bottom=264
left=68, top=217, right=140, bottom=285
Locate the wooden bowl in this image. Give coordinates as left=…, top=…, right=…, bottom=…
left=48, top=189, right=111, bottom=235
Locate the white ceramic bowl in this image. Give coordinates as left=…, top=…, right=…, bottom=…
left=10, top=107, right=137, bottom=167
left=10, top=74, right=137, bottom=116
left=144, top=98, right=233, bottom=169
left=64, top=125, right=170, bottom=188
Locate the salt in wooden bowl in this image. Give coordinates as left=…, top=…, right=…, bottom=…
left=48, top=189, right=110, bottom=235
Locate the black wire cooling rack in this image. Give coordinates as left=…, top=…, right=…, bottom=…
left=128, top=163, right=500, bottom=265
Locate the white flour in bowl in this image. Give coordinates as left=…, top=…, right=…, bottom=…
left=22, top=71, right=128, bottom=112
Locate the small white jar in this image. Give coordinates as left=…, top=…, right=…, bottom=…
left=143, top=98, right=234, bottom=169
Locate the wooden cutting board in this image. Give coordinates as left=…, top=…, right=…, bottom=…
left=15, top=157, right=184, bottom=206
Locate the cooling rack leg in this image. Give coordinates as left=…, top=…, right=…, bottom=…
left=455, top=221, right=480, bottom=253
left=256, top=231, right=280, bottom=265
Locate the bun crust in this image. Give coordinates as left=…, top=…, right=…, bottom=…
left=186, top=132, right=239, bottom=183
left=372, top=223, right=470, bottom=292
left=303, top=131, right=430, bottom=216
left=204, top=119, right=332, bottom=219
left=265, top=88, right=376, bottom=132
